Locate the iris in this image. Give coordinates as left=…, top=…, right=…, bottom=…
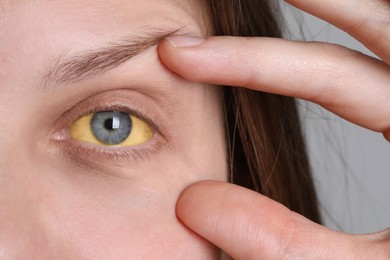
left=90, top=111, right=132, bottom=145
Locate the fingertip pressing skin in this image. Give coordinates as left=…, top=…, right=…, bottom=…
left=158, top=37, right=209, bottom=83
left=158, top=36, right=249, bottom=86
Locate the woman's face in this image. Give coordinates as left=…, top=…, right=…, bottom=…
left=0, top=0, right=227, bottom=258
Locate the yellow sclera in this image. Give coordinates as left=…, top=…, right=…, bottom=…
left=69, top=112, right=154, bottom=147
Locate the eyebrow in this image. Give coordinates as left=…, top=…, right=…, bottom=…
left=43, top=27, right=182, bottom=90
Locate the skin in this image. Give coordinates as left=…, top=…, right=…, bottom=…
left=0, top=0, right=228, bottom=258
left=2, top=0, right=388, bottom=258
left=158, top=0, right=390, bottom=258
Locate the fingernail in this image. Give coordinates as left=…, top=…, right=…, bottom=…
left=165, top=36, right=206, bottom=47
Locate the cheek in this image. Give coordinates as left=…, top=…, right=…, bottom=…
left=34, top=145, right=226, bottom=258
left=35, top=169, right=220, bottom=259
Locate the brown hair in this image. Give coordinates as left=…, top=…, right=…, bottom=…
left=204, top=0, right=321, bottom=223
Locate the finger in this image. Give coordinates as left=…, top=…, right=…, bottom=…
left=158, top=36, right=390, bottom=141
left=284, top=0, right=390, bottom=63
left=177, top=181, right=365, bottom=259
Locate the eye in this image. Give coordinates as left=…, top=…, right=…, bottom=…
left=69, top=111, right=154, bottom=146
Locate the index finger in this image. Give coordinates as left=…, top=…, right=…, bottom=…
left=158, top=36, right=390, bottom=141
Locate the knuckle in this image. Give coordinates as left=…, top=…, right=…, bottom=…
left=317, top=42, right=364, bottom=64
left=302, top=43, right=348, bottom=102
left=306, top=42, right=367, bottom=105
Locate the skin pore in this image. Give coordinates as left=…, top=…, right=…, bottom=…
left=0, top=0, right=228, bottom=258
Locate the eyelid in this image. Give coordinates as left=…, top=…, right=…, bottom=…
left=50, top=89, right=168, bottom=164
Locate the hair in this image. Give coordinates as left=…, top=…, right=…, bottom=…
left=203, top=0, right=321, bottom=223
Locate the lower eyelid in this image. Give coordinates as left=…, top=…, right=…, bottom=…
left=56, top=132, right=163, bottom=166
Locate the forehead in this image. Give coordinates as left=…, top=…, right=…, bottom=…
left=0, top=0, right=206, bottom=88
left=0, top=0, right=205, bottom=36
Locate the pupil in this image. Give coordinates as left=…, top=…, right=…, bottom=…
left=104, top=118, right=114, bottom=130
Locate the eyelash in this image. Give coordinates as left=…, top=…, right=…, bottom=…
left=52, top=102, right=164, bottom=163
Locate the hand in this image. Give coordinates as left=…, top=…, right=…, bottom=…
left=158, top=0, right=390, bottom=142
left=158, top=0, right=390, bottom=258
left=177, top=181, right=390, bottom=259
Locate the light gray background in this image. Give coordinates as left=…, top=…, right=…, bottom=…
left=280, top=2, right=390, bottom=234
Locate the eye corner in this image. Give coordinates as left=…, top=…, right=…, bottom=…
left=50, top=128, right=69, bottom=142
